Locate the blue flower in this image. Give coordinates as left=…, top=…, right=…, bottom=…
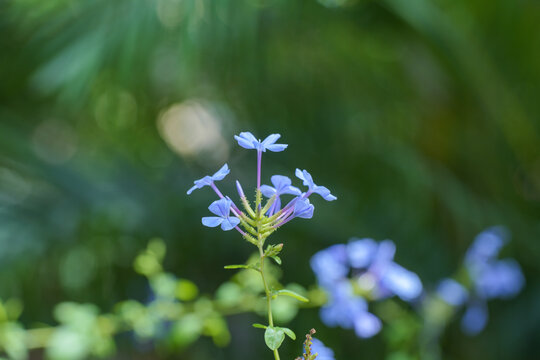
left=348, top=239, right=423, bottom=301
left=310, top=244, right=349, bottom=287
left=234, top=132, right=288, bottom=152
left=260, top=175, right=302, bottom=215
left=187, top=164, right=230, bottom=195
left=201, top=198, right=240, bottom=231
left=437, top=278, right=468, bottom=306
left=295, top=169, right=337, bottom=201
left=437, top=227, right=525, bottom=336
left=461, top=301, right=488, bottom=335
left=319, top=281, right=382, bottom=338
left=307, top=338, right=335, bottom=360
left=292, top=198, right=314, bottom=219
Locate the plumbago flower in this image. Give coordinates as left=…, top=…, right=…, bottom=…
left=311, top=238, right=423, bottom=338
left=188, top=131, right=337, bottom=360
left=436, top=227, right=525, bottom=335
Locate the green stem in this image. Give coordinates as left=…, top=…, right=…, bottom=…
left=258, top=244, right=280, bottom=360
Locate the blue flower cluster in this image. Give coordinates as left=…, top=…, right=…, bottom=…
left=311, top=238, right=423, bottom=338
left=437, top=227, right=525, bottom=335
left=187, top=131, right=337, bottom=237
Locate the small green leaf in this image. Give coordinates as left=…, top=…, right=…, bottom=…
left=281, top=327, right=296, bottom=340
left=264, top=326, right=285, bottom=350
left=276, top=289, right=309, bottom=302
left=271, top=256, right=282, bottom=265
left=224, top=264, right=250, bottom=270
left=252, top=323, right=267, bottom=329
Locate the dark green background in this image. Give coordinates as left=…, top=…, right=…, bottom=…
left=1, top=0, right=539, bottom=358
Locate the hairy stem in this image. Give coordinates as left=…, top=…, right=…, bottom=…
left=258, top=244, right=280, bottom=360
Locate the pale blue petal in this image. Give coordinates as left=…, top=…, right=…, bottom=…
left=461, top=302, right=488, bottom=335
left=260, top=185, right=276, bottom=198
left=313, top=185, right=337, bottom=201
left=381, top=263, right=423, bottom=301
left=221, top=217, right=240, bottom=231
left=284, top=185, right=302, bottom=196
left=354, top=311, right=382, bottom=338
left=187, top=185, right=198, bottom=195
left=437, top=278, right=468, bottom=306
left=465, top=227, right=507, bottom=266
left=208, top=198, right=232, bottom=217
left=293, top=198, right=314, bottom=219
left=474, top=259, right=524, bottom=299
left=310, top=245, right=349, bottom=286
left=295, top=168, right=305, bottom=182
left=371, top=240, right=396, bottom=270
left=348, top=238, right=378, bottom=268
left=234, top=132, right=258, bottom=149
left=211, top=163, right=230, bottom=181
left=202, top=217, right=224, bottom=227
left=265, top=143, right=288, bottom=152
left=271, top=175, right=292, bottom=192
left=261, top=133, right=281, bottom=146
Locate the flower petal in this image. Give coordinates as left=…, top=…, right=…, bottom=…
left=293, top=198, right=314, bottom=219
left=208, top=198, right=232, bottom=217
left=211, top=163, right=230, bottom=181
left=313, top=185, right=337, bottom=201
left=271, top=175, right=292, bottom=192
left=264, top=143, right=287, bottom=152
left=348, top=238, right=378, bottom=269
left=437, top=278, right=468, bottom=306
left=221, top=217, right=240, bottom=231
left=381, top=263, right=423, bottom=301
left=354, top=311, right=382, bottom=338
left=261, top=133, right=281, bottom=146
left=234, top=132, right=258, bottom=149
left=260, top=185, right=276, bottom=198
left=461, top=302, right=488, bottom=335
left=202, top=217, right=224, bottom=228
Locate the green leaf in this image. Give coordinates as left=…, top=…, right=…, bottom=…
left=276, top=289, right=309, bottom=302
left=281, top=327, right=296, bottom=340
left=264, top=326, right=285, bottom=351
left=223, top=264, right=250, bottom=270
left=252, top=323, right=267, bottom=329
left=270, top=255, right=282, bottom=265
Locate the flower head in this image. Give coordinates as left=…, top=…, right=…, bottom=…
left=260, top=175, right=302, bottom=215
left=437, top=227, right=525, bottom=336
left=201, top=198, right=240, bottom=231
left=187, top=164, right=230, bottom=195
left=293, top=198, right=315, bottom=219
left=348, top=239, right=423, bottom=301
left=234, top=132, right=287, bottom=152
left=295, top=169, right=337, bottom=201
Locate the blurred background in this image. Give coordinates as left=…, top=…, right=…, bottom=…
left=0, top=0, right=539, bottom=359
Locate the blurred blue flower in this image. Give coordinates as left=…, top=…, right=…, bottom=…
left=437, top=278, right=468, bottom=306
left=349, top=239, right=423, bottom=301
left=201, top=198, right=240, bottom=231
left=260, top=175, right=302, bottom=215
left=234, top=132, right=287, bottom=152
left=437, top=227, right=525, bottom=335
left=473, top=259, right=524, bottom=299
left=461, top=301, right=488, bottom=335
left=311, top=238, right=421, bottom=338
left=310, top=244, right=349, bottom=287
left=319, top=281, right=382, bottom=338
left=187, top=164, right=230, bottom=195
left=307, top=338, right=335, bottom=360
left=295, top=169, right=337, bottom=201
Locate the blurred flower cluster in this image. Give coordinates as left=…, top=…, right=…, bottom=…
left=311, top=238, right=423, bottom=338
left=437, top=227, right=525, bottom=335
